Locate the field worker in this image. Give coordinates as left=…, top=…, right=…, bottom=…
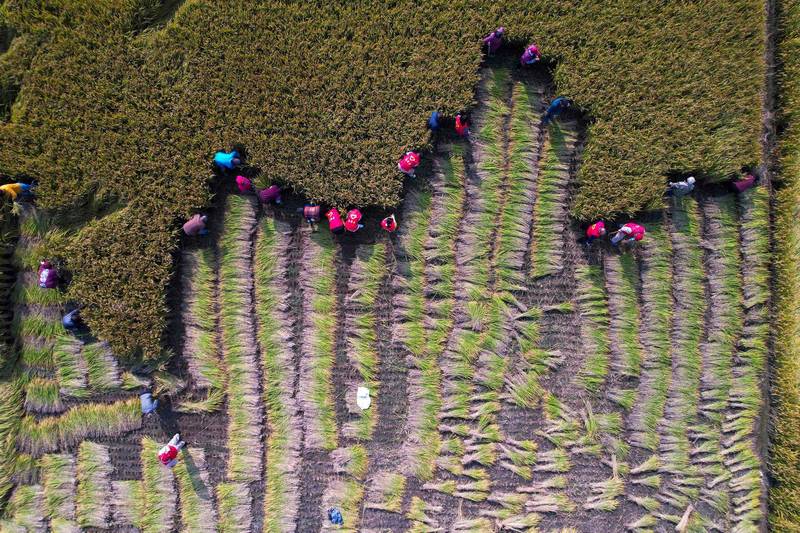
left=62, top=308, right=83, bottom=331
left=298, top=204, right=321, bottom=231
left=520, top=43, right=541, bottom=65
left=543, top=97, right=572, bottom=125
left=157, top=433, right=185, bottom=468
left=344, top=209, right=364, bottom=233
left=428, top=111, right=441, bottom=131
left=258, top=185, right=283, bottom=205
left=183, top=214, right=209, bottom=236
left=398, top=151, right=421, bottom=177
left=669, top=176, right=696, bottom=196
left=483, top=27, right=504, bottom=55
left=585, top=220, right=606, bottom=245
left=140, top=391, right=158, bottom=415
left=326, top=208, right=345, bottom=235
left=381, top=214, right=398, bottom=232
left=38, top=261, right=59, bottom=289
left=213, top=150, right=241, bottom=171
left=611, top=222, right=646, bottom=247
left=235, top=175, right=253, bottom=193
left=455, top=113, right=470, bottom=137
left=731, top=172, right=757, bottom=193
left=328, top=508, right=344, bottom=526
left=0, top=182, right=33, bottom=201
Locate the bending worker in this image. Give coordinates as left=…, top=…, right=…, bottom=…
left=213, top=150, right=241, bottom=171
left=611, top=222, right=646, bottom=247
left=585, top=220, right=606, bottom=246
left=520, top=43, right=541, bottom=65
left=157, top=433, right=186, bottom=468
left=398, top=151, right=421, bottom=177
left=668, top=176, right=696, bottom=197
left=0, top=182, right=33, bottom=200
left=483, top=27, right=504, bottom=55
left=543, top=97, right=572, bottom=125
left=183, top=214, right=209, bottom=236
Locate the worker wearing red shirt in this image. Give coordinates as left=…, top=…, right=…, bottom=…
left=158, top=433, right=185, bottom=468
left=585, top=221, right=606, bottom=245
left=326, top=208, right=345, bottom=235
left=612, top=222, right=646, bottom=247
left=398, top=151, right=421, bottom=177
left=344, top=209, right=363, bottom=233
left=380, top=214, right=398, bottom=233
left=455, top=114, right=470, bottom=137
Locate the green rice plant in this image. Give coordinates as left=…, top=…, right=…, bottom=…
left=81, top=342, right=121, bottom=391
left=218, top=195, right=264, bottom=481
left=120, top=371, right=150, bottom=390
left=176, top=389, right=225, bottom=414
left=395, top=189, right=443, bottom=480
left=406, top=497, right=442, bottom=530
left=24, top=377, right=63, bottom=414
left=13, top=283, right=68, bottom=306
left=19, top=345, right=55, bottom=373
left=575, top=264, right=610, bottom=393
left=216, top=482, right=252, bottom=533
left=629, top=221, right=673, bottom=452
left=364, top=472, right=406, bottom=513
left=451, top=517, right=494, bottom=532
left=423, top=480, right=456, bottom=495
left=53, top=336, right=87, bottom=398
left=111, top=479, right=140, bottom=528
left=16, top=314, right=67, bottom=341
left=322, top=478, right=364, bottom=532
left=39, top=453, right=76, bottom=520
left=75, top=441, right=111, bottom=529
left=583, top=468, right=624, bottom=512
left=530, top=122, right=573, bottom=279
left=298, top=226, right=339, bottom=453
left=605, top=252, right=644, bottom=378
left=181, top=247, right=224, bottom=399
left=0, top=381, right=23, bottom=506
left=172, top=448, right=216, bottom=532
left=658, top=195, right=704, bottom=482
left=4, top=484, right=45, bottom=531
left=135, top=437, right=176, bottom=533
left=17, top=398, right=141, bottom=456
left=254, top=216, right=302, bottom=533
left=344, top=243, right=388, bottom=442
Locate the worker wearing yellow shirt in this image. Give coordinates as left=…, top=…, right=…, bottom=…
left=0, top=182, right=33, bottom=200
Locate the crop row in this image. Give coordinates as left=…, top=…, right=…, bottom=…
left=392, top=185, right=440, bottom=480
left=218, top=194, right=264, bottom=484
left=298, top=229, right=339, bottom=452
left=255, top=217, right=302, bottom=533
left=771, top=2, right=800, bottom=527
left=177, top=247, right=224, bottom=413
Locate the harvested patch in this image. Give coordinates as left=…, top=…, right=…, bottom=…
left=218, top=194, right=264, bottom=482
left=17, top=398, right=141, bottom=456
left=173, top=447, right=216, bottom=532
left=76, top=441, right=112, bottom=529
left=256, top=217, right=302, bottom=533
left=216, top=482, right=252, bottom=533
left=135, top=437, right=176, bottom=533
left=298, top=228, right=339, bottom=451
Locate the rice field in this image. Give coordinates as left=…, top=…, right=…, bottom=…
left=0, top=57, right=779, bottom=532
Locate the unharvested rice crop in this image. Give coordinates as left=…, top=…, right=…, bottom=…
left=0, top=0, right=764, bottom=358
